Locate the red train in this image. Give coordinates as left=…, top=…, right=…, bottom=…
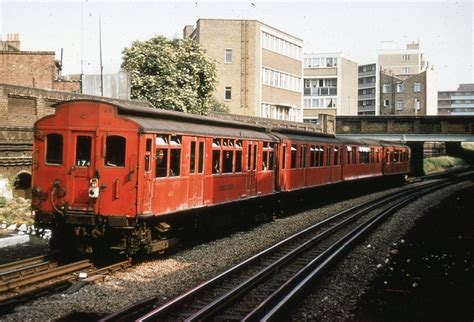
left=31, top=100, right=410, bottom=255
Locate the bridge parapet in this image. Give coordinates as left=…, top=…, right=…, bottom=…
left=337, top=116, right=474, bottom=136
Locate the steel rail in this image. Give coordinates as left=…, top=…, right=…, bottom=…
left=128, top=179, right=446, bottom=321
left=245, top=180, right=458, bottom=321
left=183, top=179, right=457, bottom=321
left=0, top=260, right=92, bottom=293
left=0, top=254, right=58, bottom=274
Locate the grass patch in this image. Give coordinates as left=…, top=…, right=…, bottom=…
left=0, top=198, right=33, bottom=224
left=461, top=142, right=474, bottom=151
left=424, top=156, right=467, bottom=174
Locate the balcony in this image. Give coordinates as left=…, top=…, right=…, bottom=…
left=358, top=82, right=376, bottom=89
left=304, top=87, right=337, bottom=96
left=358, top=93, right=375, bottom=100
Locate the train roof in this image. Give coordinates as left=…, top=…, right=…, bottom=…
left=336, top=137, right=408, bottom=148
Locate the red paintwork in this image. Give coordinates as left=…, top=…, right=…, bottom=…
left=33, top=100, right=410, bottom=224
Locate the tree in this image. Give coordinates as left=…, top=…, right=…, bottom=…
left=122, top=36, right=218, bottom=114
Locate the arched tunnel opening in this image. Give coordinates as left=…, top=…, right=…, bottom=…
left=13, top=172, right=32, bottom=198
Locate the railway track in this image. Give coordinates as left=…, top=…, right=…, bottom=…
left=0, top=256, right=131, bottom=315
left=100, top=173, right=471, bottom=321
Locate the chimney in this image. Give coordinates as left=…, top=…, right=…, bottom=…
left=406, top=42, right=419, bottom=50
left=183, top=25, right=195, bottom=39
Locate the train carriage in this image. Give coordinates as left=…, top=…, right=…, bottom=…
left=32, top=100, right=278, bottom=254
left=32, top=99, right=411, bottom=255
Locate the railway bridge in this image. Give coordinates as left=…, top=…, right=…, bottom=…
left=336, top=115, right=474, bottom=176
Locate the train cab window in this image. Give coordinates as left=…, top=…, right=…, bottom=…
left=46, top=133, right=63, bottom=165
left=198, top=142, right=204, bottom=173
left=326, top=146, right=332, bottom=166
left=75, top=136, right=91, bottom=167
left=300, top=145, right=307, bottom=168
left=282, top=145, right=287, bottom=169
left=290, top=145, right=297, bottom=168
left=334, top=147, right=339, bottom=166
left=155, top=149, right=168, bottom=177
left=190, top=141, right=196, bottom=174
left=105, top=136, right=126, bottom=167
left=144, top=139, right=152, bottom=172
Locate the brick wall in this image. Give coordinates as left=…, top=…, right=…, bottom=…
left=0, top=51, right=57, bottom=89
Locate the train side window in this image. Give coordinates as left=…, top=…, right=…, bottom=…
left=370, top=148, right=375, bottom=163
left=170, top=149, right=181, bottom=176
left=300, top=145, right=307, bottom=168
left=190, top=141, right=196, bottom=174
left=252, top=145, right=257, bottom=170
left=334, top=147, right=339, bottom=166
left=310, top=145, right=316, bottom=167
left=290, top=145, right=297, bottom=168
left=144, top=139, right=152, bottom=172
left=282, top=145, right=287, bottom=169
left=46, top=133, right=63, bottom=165
left=105, top=136, right=126, bottom=167
left=155, top=149, right=168, bottom=177
left=213, top=150, right=221, bottom=174
left=235, top=149, right=242, bottom=173
left=268, top=143, right=275, bottom=170
left=326, top=146, right=332, bottom=166
left=198, top=142, right=204, bottom=173
left=75, top=136, right=91, bottom=167
left=318, top=146, right=324, bottom=167
left=223, top=150, right=234, bottom=173
left=352, top=146, right=357, bottom=164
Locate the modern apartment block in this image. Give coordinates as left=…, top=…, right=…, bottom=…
left=302, top=53, right=358, bottom=121
left=183, top=19, right=303, bottom=122
left=357, top=63, right=378, bottom=115
left=378, top=42, right=426, bottom=78
left=438, top=84, right=474, bottom=115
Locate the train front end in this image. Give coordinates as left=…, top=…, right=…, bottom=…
left=31, top=100, right=140, bottom=254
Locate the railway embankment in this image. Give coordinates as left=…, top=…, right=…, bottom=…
left=352, top=184, right=473, bottom=321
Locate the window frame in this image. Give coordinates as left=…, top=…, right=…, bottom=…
left=224, top=48, right=232, bottom=64
left=224, top=86, right=232, bottom=101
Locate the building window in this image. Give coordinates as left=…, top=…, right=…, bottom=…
left=401, top=54, right=411, bottom=61
left=414, top=82, right=421, bottom=92
left=382, top=84, right=391, bottom=93
left=396, top=101, right=404, bottom=111
left=225, top=49, right=232, bottom=63
left=396, top=83, right=404, bottom=93
left=383, top=99, right=390, bottom=107
left=401, top=67, right=410, bottom=75
left=224, top=86, right=232, bottom=100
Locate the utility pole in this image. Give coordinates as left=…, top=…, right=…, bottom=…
left=99, top=15, right=104, bottom=96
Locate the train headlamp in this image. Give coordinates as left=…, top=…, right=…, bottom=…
left=89, top=178, right=100, bottom=199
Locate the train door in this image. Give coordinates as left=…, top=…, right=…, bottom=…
left=95, top=133, right=138, bottom=217
left=69, top=131, right=96, bottom=211
left=188, top=138, right=205, bottom=207
left=246, top=142, right=258, bottom=196
left=141, top=135, right=154, bottom=214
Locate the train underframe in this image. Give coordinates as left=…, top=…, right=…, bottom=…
left=34, top=195, right=277, bottom=257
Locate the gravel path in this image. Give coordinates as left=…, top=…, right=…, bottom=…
left=2, top=180, right=469, bottom=321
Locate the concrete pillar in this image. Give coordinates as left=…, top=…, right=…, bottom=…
left=445, top=142, right=474, bottom=165
left=406, top=141, right=425, bottom=176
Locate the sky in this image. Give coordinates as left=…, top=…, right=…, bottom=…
left=0, top=0, right=473, bottom=91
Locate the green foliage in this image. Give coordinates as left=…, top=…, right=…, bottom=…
left=209, top=97, right=230, bottom=113
left=122, top=36, right=217, bottom=114
left=424, top=156, right=467, bottom=174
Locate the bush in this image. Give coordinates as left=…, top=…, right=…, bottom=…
left=424, top=156, right=467, bottom=174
